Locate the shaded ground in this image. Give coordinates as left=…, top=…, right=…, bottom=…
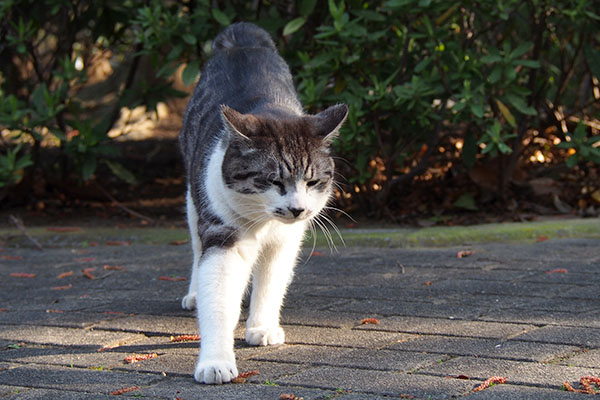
left=0, top=229, right=599, bottom=399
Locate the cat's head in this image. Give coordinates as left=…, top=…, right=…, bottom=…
left=220, top=104, right=348, bottom=223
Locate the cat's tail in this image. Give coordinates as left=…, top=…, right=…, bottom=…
left=212, top=22, right=277, bottom=52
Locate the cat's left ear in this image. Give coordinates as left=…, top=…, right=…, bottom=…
left=312, top=104, right=349, bottom=144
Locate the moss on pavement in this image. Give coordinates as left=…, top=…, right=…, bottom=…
left=1, top=217, right=598, bottom=249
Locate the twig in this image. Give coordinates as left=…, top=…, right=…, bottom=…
left=8, top=215, right=43, bottom=251
left=94, top=184, right=155, bottom=223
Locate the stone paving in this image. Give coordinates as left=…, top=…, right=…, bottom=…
left=0, top=234, right=599, bottom=399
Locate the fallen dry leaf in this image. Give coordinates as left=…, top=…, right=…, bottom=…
left=82, top=267, right=96, bottom=280
left=360, top=318, right=380, bottom=325
left=456, top=250, right=475, bottom=258
left=97, top=342, right=121, bottom=352
left=105, top=241, right=131, bottom=246
left=103, top=265, right=125, bottom=271
left=169, top=240, right=189, bottom=246
left=545, top=268, right=568, bottom=274
left=3, top=255, right=23, bottom=261
left=473, top=376, right=506, bottom=392
left=10, top=272, right=36, bottom=278
left=46, top=227, right=82, bottom=232
left=232, top=369, right=259, bottom=384
left=280, top=394, right=303, bottom=400
left=563, top=381, right=583, bottom=393
left=124, top=353, right=158, bottom=364
left=58, top=271, right=74, bottom=279
left=0, top=308, right=8, bottom=312
left=310, top=251, right=324, bottom=256
left=159, top=276, right=186, bottom=282
left=563, top=376, right=600, bottom=394
left=110, top=386, right=140, bottom=395
left=45, top=309, right=64, bottom=313
left=537, top=235, right=549, bottom=242
left=170, top=335, right=200, bottom=342
left=424, top=281, right=433, bottom=286
left=51, top=284, right=72, bottom=291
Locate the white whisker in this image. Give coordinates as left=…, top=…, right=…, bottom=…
left=324, top=205, right=356, bottom=223
left=319, top=213, right=345, bottom=248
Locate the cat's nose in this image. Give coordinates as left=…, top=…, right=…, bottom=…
left=288, top=207, right=305, bottom=218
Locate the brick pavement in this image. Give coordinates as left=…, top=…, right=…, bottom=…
left=0, top=235, right=599, bottom=399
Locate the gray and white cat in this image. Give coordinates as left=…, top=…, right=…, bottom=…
left=179, top=22, right=347, bottom=384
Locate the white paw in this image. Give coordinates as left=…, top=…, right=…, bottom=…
left=194, top=359, right=238, bottom=384
left=246, top=326, right=285, bottom=346
left=181, top=292, right=196, bottom=310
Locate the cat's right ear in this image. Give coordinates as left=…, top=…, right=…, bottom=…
left=312, top=104, right=349, bottom=144
left=220, top=105, right=260, bottom=140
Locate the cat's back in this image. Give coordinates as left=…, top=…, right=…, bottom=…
left=211, top=22, right=277, bottom=53
left=180, top=23, right=301, bottom=168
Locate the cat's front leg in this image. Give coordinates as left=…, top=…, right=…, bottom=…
left=194, top=245, right=255, bottom=384
left=246, top=224, right=304, bottom=346
left=182, top=189, right=201, bottom=310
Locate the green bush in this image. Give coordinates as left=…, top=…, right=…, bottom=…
left=286, top=0, right=600, bottom=205
left=1, top=0, right=599, bottom=212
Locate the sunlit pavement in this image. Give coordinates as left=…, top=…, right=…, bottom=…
left=1, top=237, right=599, bottom=399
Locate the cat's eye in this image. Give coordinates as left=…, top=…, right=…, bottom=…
left=270, top=180, right=285, bottom=190
left=306, top=180, right=320, bottom=187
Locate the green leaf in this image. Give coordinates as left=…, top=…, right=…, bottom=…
left=469, top=103, right=484, bottom=118
left=182, top=60, right=200, bottom=86
left=489, top=65, right=502, bottom=84
left=167, top=44, right=183, bottom=61
left=481, top=54, right=502, bottom=64
left=212, top=9, right=230, bottom=26
left=514, top=59, right=540, bottom=69
left=383, top=0, right=413, bottom=10
left=182, top=33, right=196, bottom=45
left=299, top=0, right=317, bottom=16
left=573, top=122, right=586, bottom=142
left=566, top=154, right=578, bottom=168
left=81, top=156, right=97, bottom=181
left=505, top=94, right=537, bottom=116
left=453, top=193, right=478, bottom=211
left=414, top=57, right=432, bottom=73
left=328, top=0, right=344, bottom=19
left=104, top=160, right=137, bottom=185
left=156, top=62, right=179, bottom=79
left=283, top=17, right=306, bottom=36
left=584, top=45, right=600, bottom=80
left=495, top=99, right=516, bottom=128
left=498, top=142, right=512, bottom=154
left=352, top=9, right=386, bottom=22
left=509, top=42, right=532, bottom=59
left=555, top=142, right=574, bottom=149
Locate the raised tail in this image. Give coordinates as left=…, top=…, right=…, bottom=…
left=212, top=22, right=277, bottom=52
